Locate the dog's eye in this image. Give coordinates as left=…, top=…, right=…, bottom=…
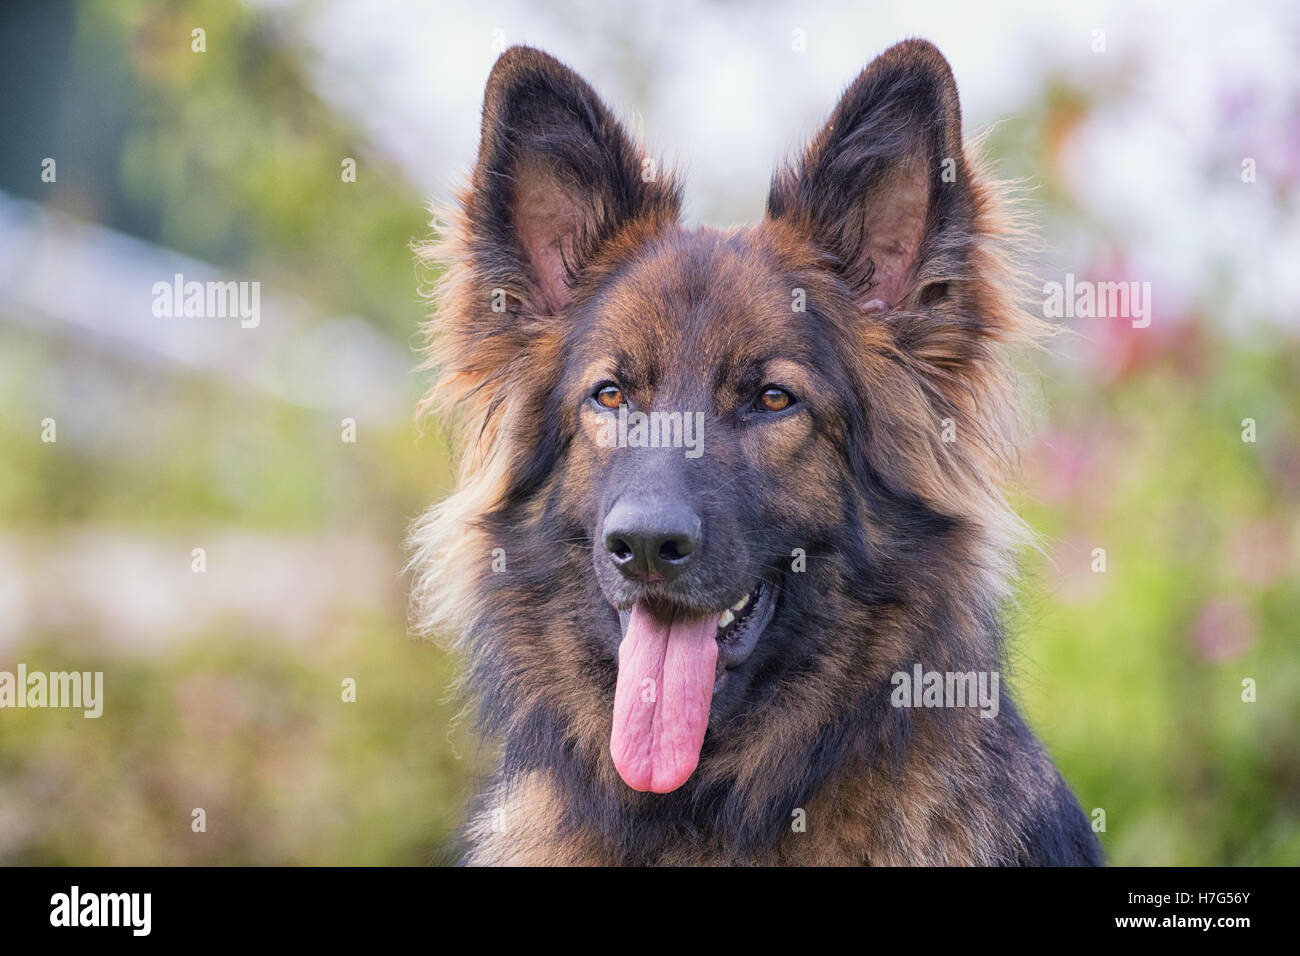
left=593, top=383, right=625, bottom=409
left=756, top=386, right=794, bottom=412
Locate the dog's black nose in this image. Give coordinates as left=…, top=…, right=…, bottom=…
left=603, top=500, right=701, bottom=582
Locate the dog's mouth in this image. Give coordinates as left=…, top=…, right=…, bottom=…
left=615, top=578, right=776, bottom=682
left=610, top=578, right=778, bottom=794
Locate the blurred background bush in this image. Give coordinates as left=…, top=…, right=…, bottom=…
left=0, top=0, right=1296, bottom=864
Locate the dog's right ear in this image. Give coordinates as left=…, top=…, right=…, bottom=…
left=465, top=47, right=681, bottom=316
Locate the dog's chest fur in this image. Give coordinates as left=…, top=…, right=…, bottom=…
left=461, top=715, right=1082, bottom=866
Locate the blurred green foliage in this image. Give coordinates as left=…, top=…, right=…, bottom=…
left=1013, top=330, right=1300, bottom=865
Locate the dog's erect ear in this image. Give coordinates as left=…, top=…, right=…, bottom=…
left=767, top=39, right=973, bottom=311
left=466, top=47, right=680, bottom=315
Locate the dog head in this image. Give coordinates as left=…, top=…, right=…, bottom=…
left=412, top=40, right=1036, bottom=835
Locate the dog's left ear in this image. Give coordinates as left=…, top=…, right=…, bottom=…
left=767, top=39, right=973, bottom=312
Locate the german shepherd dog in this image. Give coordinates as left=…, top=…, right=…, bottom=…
left=411, top=39, right=1103, bottom=866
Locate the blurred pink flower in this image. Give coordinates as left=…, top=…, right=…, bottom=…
left=1027, top=422, right=1123, bottom=527
left=1190, top=596, right=1255, bottom=662
left=1228, top=519, right=1292, bottom=590
left=1267, top=445, right=1300, bottom=497
left=1028, top=428, right=1090, bottom=505
left=1070, top=252, right=1213, bottom=384
left=1219, top=86, right=1258, bottom=127
left=1047, top=535, right=1108, bottom=605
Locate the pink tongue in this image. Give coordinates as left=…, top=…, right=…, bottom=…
left=610, top=603, right=720, bottom=793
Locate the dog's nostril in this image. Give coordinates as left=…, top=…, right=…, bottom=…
left=658, top=539, right=687, bottom=563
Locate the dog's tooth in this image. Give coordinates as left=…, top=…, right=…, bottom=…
left=717, top=609, right=735, bottom=629
left=731, top=594, right=750, bottom=612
